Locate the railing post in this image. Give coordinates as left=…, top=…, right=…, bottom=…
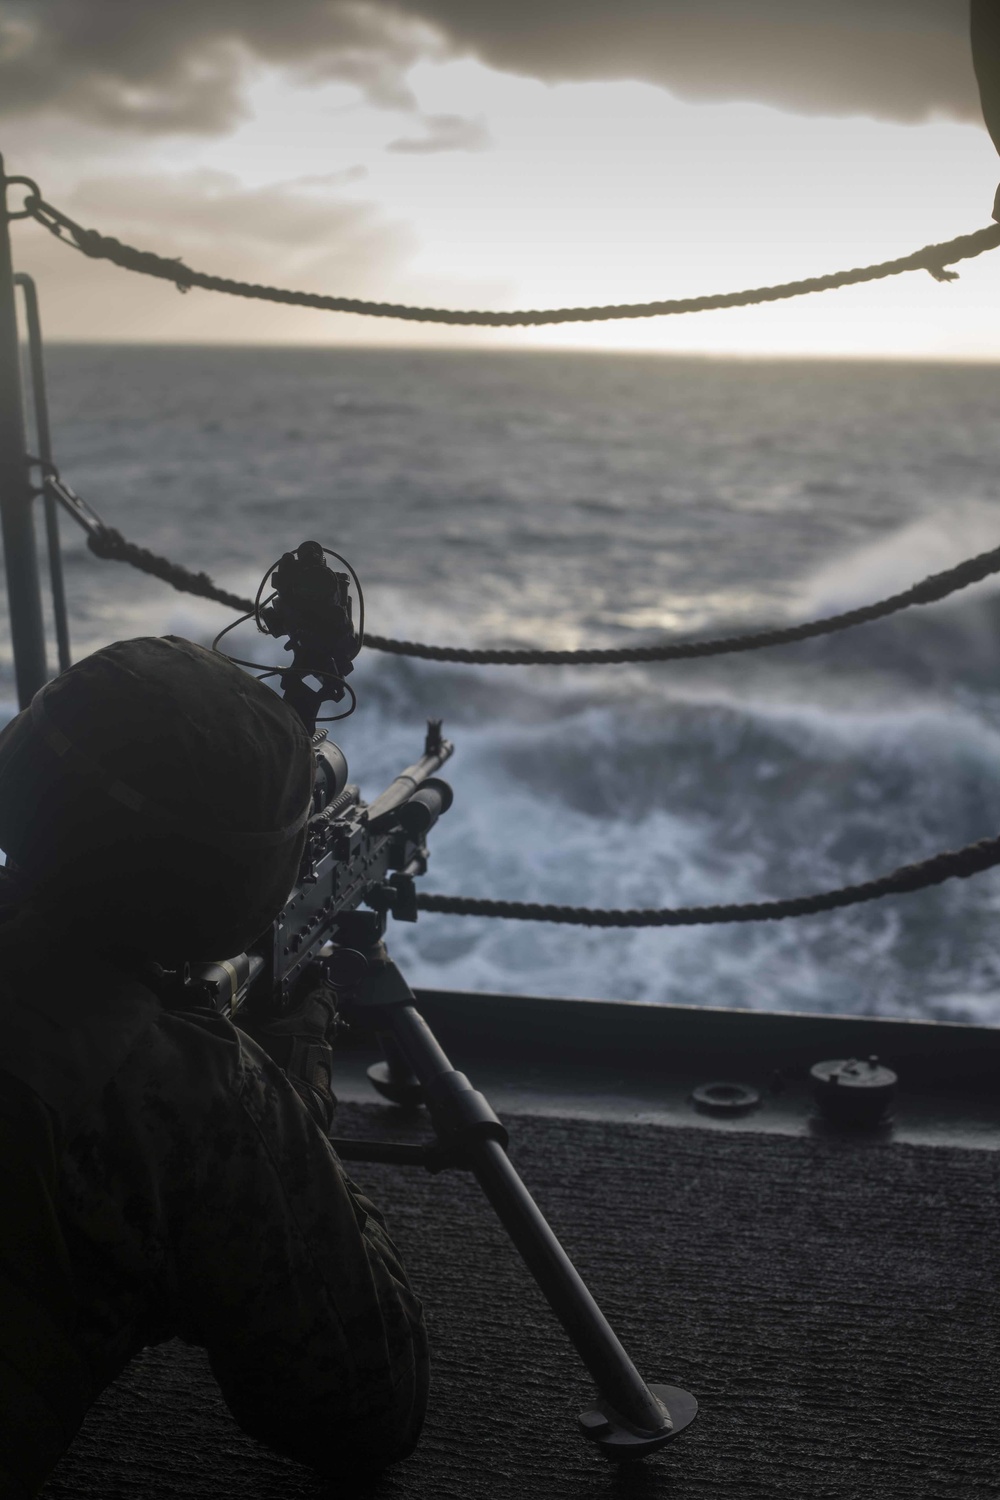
left=15, top=274, right=71, bottom=673
left=0, top=154, right=48, bottom=706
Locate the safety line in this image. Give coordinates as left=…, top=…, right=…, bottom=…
left=21, top=189, right=1000, bottom=327
left=416, top=831, right=1000, bottom=925
left=64, top=489, right=1000, bottom=668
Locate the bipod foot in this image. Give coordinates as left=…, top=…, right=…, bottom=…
left=367, top=1059, right=424, bottom=1108
left=578, top=1384, right=698, bottom=1461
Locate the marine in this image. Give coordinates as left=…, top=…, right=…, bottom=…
left=0, top=637, right=428, bottom=1497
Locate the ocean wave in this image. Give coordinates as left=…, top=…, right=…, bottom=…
left=8, top=345, right=1000, bottom=1021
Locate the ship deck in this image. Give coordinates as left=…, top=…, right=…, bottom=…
left=41, top=991, right=1000, bottom=1499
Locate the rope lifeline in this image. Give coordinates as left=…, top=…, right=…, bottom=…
left=362, top=542, right=1000, bottom=662
left=85, top=524, right=254, bottom=614
left=72, top=497, right=1000, bottom=667
left=415, top=832, right=1000, bottom=926
left=22, top=191, right=1000, bottom=328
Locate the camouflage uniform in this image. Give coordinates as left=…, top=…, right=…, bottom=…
left=0, top=900, right=429, bottom=1499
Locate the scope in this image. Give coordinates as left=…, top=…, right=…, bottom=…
left=258, top=540, right=362, bottom=734
left=312, top=737, right=349, bottom=812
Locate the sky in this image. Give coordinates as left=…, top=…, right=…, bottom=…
left=4, top=0, right=1000, bottom=358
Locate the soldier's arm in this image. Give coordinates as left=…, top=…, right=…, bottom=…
left=170, top=1024, right=428, bottom=1480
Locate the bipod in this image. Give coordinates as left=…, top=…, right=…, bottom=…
left=327, top=928, right=697, bottom=1462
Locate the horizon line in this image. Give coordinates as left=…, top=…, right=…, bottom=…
left=28, top=339, right=1000, bottom=366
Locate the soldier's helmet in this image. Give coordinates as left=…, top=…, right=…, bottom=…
left=0, top=637, right=314, bottom=961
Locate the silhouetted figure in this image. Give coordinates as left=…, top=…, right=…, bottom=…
left=0, top=638, right=428, bottom=1497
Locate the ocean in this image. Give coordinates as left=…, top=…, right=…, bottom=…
left=8, top=343, right=1000, bottom=1024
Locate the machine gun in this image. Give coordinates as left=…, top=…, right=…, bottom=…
left=165, top=717, right=454, bottom=1022
left=170, top=541, right=696, bottom=1463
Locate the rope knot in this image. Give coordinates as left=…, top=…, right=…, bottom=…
left=73, top=227, right=107, bottom=259
left=925, top=263, right=960, bottom=283
left=164, top=256, right=194, bottom=293
left=87, top=526, right=129, bottom=561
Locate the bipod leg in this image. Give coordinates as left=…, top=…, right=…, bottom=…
left=341, top=943, right=698, bottom=1461
left=367, top=1028, right=424, bottom=1108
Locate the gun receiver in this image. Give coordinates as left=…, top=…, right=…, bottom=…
left=172, top=720, right=453, bottom=1018
left=262, top=719, right=454, bottom=1008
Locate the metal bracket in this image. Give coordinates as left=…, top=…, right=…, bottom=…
left=3, top=175, right=41, bottom=222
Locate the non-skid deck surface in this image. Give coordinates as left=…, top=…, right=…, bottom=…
left=41, top=1101, right=999, bottom=1499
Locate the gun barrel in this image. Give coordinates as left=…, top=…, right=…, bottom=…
left=393, top=777, right=453, bottom=837
left=365, top=737, right=454, bottom=832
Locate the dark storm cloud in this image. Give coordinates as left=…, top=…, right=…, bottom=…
left=0, top=1, right=443, bottom=133
left=399, top=0, right=978, bottom=122
left=0, top=0, right=980, bottom=133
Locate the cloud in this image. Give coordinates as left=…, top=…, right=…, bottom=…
left=0, top=1, right=443, bottom=133
left=7, top=164, right=425, bottom=343
left=263, top=166, right=369, bottom=190
left=61, top=167, right=413, bottom=275
left=0, top=0, right=982, bottom=136
left=9, top=159, right=516, bottom=345
left=387, top=112, right=491, bottom=153
left=399, top=0, right=978, bottom=124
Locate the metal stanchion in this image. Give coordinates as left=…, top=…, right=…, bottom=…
left=0, top=156, right=47, bottom=704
